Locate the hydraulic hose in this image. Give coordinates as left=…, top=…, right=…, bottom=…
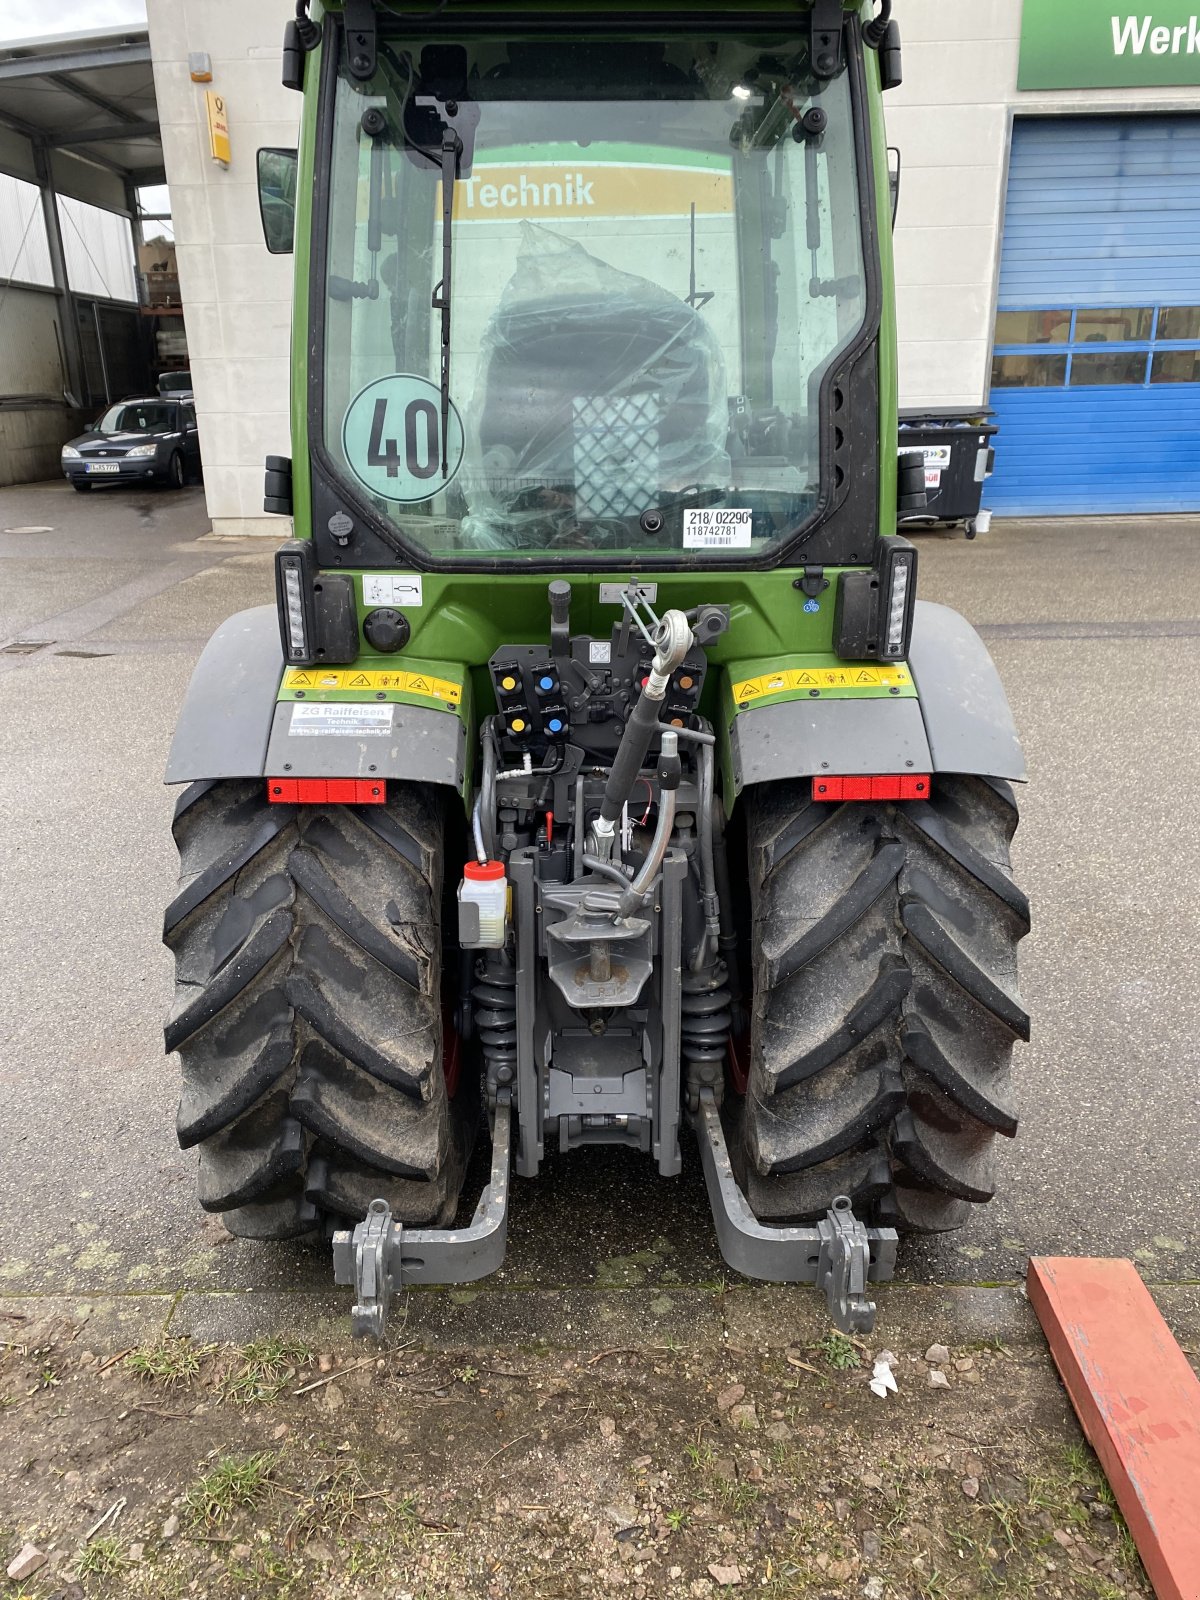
left=581, top=855, right=636, bottom=891
left=591, top=609, right=693, bottom=855
left=690, top=740, right=721, bottom=972
left=617, top=731, right=679, bottom=917
left=480, top=719, right=499, bottom=861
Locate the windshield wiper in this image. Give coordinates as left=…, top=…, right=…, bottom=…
left=432, top=127, right=462, bottom=479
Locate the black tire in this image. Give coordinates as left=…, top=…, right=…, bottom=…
left=732, top=775, right=1029, bottom=1232
left=165, top=451, right=185, bottom=490
left=163, top=780, right=469, bottom=1238
left=71, top=480, right=92, bottom=492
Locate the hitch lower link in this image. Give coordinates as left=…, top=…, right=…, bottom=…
left=332, top=1088, right=895, bottom=1340
left=691, top=1091, right=897, bottom=1334
left=332, top=1094, right=512, bottom=1339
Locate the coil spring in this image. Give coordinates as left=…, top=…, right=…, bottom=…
left=681, top=961, right=732, bottom=1101
left=472, top=954, right=517, bottom=1098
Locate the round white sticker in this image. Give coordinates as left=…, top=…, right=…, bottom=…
left=341, top=373, right=464, bottom=503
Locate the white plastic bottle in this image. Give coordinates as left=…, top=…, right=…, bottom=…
left=458, top=860, right=507, bottom=949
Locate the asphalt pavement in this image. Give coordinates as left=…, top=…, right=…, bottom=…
left=1, top=480, right=1198, bottom=1339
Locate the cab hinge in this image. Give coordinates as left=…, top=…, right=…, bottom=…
left=342, top=0, right=378, bottom=82
left=809, top=0, right=847, bottom=79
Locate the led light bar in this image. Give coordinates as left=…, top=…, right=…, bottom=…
left=878, top=539, right=917, bottom=661
left=274, top=538, right=318, bottom=665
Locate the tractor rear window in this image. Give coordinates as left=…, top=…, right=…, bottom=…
left=319, top=31, right=869, bottom=561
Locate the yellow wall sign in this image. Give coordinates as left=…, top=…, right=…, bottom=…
left=205, top=91, right=230, bottom=165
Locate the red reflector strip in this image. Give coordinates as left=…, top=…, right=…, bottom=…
left=812, top=774, right=930, bottom=803
left=267, top=778, right=386, bottom=805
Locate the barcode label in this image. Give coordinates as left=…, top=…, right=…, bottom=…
left=682, top=508, right=753, bottom=549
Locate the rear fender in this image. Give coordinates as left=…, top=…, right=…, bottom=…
left=723, top=599, right=1024, bottom=802
left=165, top=606, right=467, bottom=791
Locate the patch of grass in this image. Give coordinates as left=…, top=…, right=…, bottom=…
left=684, top=1435, right=715, bottom=1472
left=227, top=1545, right=309, bottom=1598
left=717, top=1479, right=761, bottom=1520
left=286, top=1461, right=373, bottom=1546
left=664, top=1507, right=688, bottom=1531
left=125, top=1338, right=203, bottom=1387
left=184, top=1450, right=278, bottom=1526
left=77, top=1535, right=126, bottom=1578
left=220, top=1336, right=311, bottom=1406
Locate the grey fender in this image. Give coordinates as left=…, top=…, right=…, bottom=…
left=906, top=601, right=1025, bottom=781
left=727, top=599, right=1024, bottom=794
left=165, top=605, right=467, bottom=790
left=165, top=606, right=284, bottom=783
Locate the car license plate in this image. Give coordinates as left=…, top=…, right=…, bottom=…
left=86, top=462, right=120, bottom=473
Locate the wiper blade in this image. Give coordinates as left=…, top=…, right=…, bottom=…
left=432, top=128, right=461, bottom=479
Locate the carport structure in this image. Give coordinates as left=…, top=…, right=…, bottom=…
left=0, top=25, right=166, bottom=483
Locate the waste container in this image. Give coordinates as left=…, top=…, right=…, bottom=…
left=897, top=409, right=998, bottom=537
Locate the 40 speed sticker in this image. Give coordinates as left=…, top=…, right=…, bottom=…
left=342, top=374, right=465, bottom=503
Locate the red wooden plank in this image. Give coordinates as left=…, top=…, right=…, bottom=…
left=1028, top=1257, right=1200, bottom=1600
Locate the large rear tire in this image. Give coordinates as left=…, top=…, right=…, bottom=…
left=163, top=780, right=469, bottom=1238
left=732, top=776, right=1029, bottom=1232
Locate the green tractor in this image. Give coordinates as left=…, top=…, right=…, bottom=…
left=164, top=0, right=1028, bottom=1335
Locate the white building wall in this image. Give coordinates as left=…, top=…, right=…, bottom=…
left=146, top=0, right=298, bottom=535
left=886, top=0, right=1200, bottom=411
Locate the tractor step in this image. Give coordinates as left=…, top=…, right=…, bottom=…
left=331, top=1086, right=896, bottom=1339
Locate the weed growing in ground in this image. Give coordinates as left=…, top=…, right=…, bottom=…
left=77, top=1536, right=126, bottom=1578
left=125, top=1339, right=203, bottom=1386
left=184, top=1450, right=278, bottom=1526
left=816, top=1331, right=860, bottom=1370
left=220, top=1337, right=311, bottom=1406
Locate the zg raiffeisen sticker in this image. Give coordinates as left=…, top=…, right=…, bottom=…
left=341, top=374, right=464, bottom=503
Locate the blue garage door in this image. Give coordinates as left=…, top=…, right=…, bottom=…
left=988, top=117, right=1200, bottom=515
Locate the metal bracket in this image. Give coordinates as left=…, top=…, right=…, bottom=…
left=332, top=1095, right=513, bottom=1339
left=691, top=1090, right=896, bottom=1334
left=342, top=0, right=378, bottom=81
left=809, top=0, right=847, bottom=79
left=817, top=1196, right=877, bottom=1333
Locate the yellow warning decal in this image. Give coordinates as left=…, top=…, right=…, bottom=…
left=283, top=668, right=462, bottom=705
left=732, top=665, right=910, bottom=702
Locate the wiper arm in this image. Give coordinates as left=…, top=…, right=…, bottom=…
left=432, top=128, right=462, bottom=479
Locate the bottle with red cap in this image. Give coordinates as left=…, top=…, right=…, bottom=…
left=458, top=859, right=508, bottom=949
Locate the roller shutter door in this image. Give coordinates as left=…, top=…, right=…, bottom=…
left=988, top=116, right=1200, bottom=516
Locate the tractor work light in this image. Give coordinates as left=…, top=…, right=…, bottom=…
left=880, top=541, right=916, bottom=660
left=833, top=536, right=919, bottom=663
left=275, top=539, right=317, bottom=664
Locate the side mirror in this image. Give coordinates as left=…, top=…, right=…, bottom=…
left=887, top=146, right=901, bottom=228
left=257, top=146, right=298, bottom=254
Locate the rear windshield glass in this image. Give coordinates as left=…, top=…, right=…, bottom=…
left=97, top=403, right=177, bottom=433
